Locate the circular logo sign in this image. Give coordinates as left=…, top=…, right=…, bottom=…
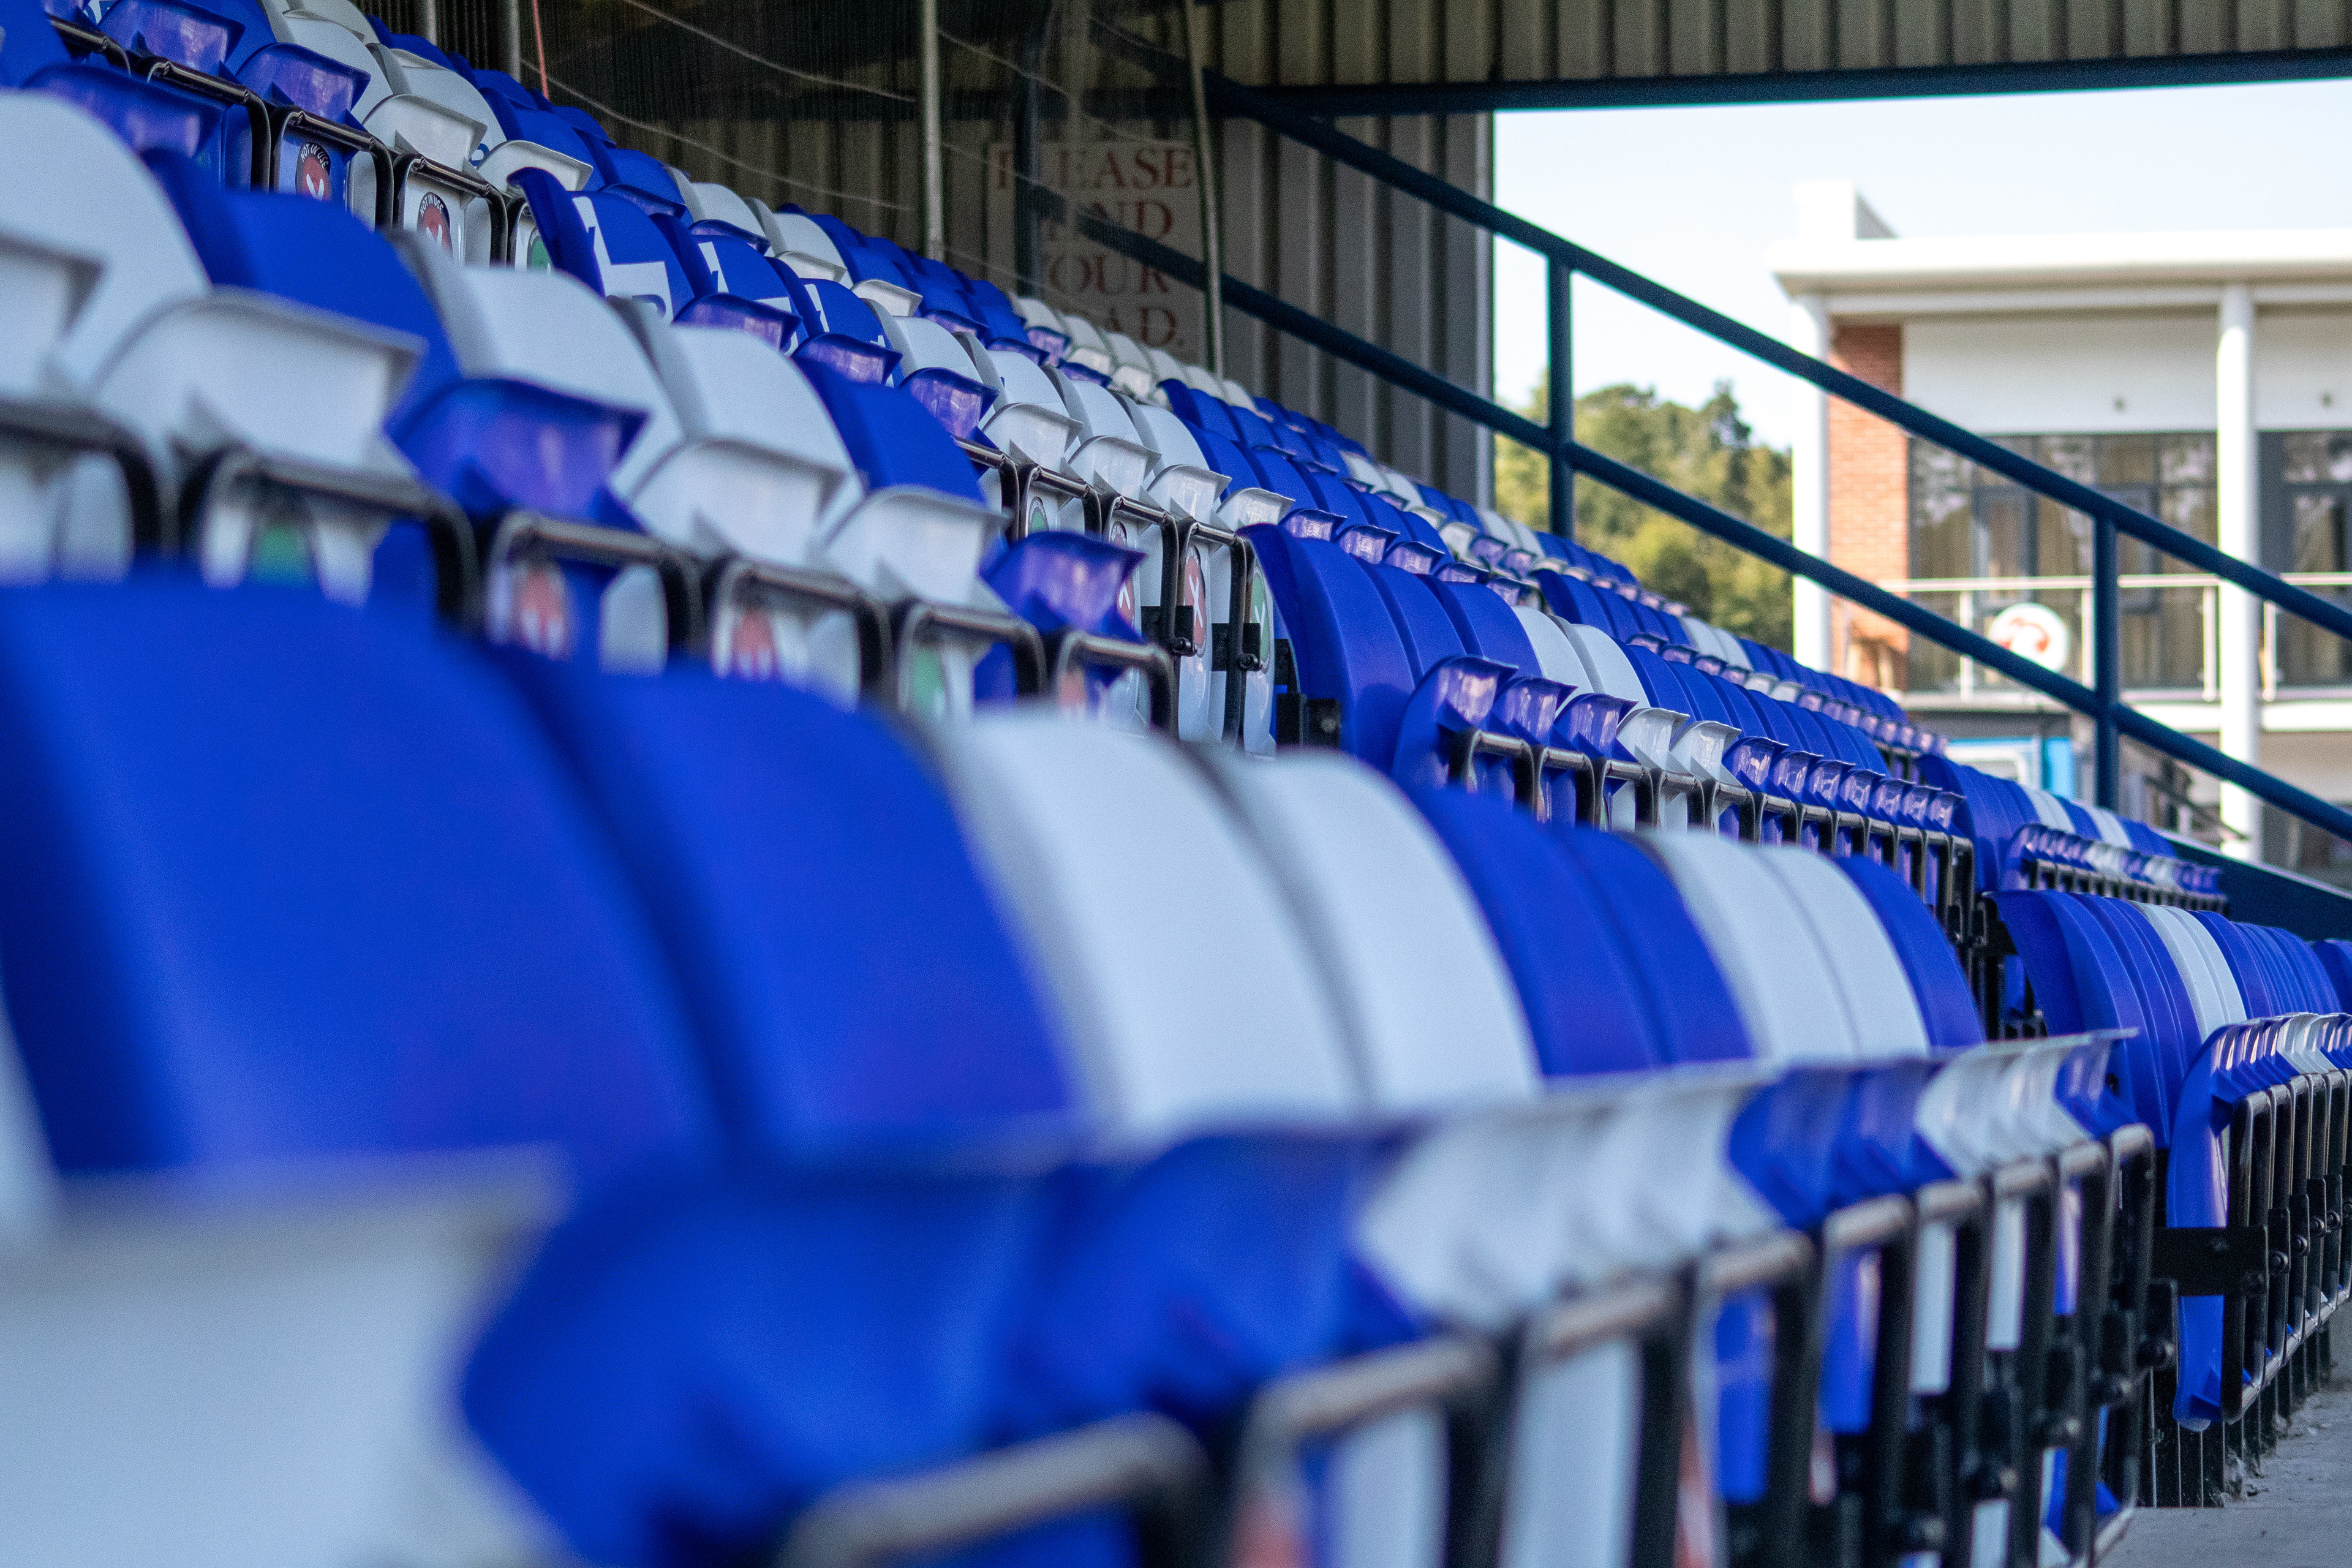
left=417, top=190, right=452, bottom=251
left=1987, top=601, right=2072, bottom=671
left=294, top=141, right=332, bottom=200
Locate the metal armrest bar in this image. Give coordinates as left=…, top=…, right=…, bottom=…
left=1044, top=628, right=1175, bottom=731
left=954, top=439, right=1091, bottom=543
left=1447, top=729, right=1545, bottom=812
left=706, top=557, right=892, bottom=701
left=0, top=393, right=164, bottom=556
left=273, top=108, right=396, bottom=230
left=48, top=14, right=131, bottom=67
left=774, top=1412, right=1210, bottom=1568
left=1517, top=1271, right=1695, bottom=1568
left=390, top=150, right=514, bottom=262
left=889, top=600, right=1046, bottom=707
left=134, top=60, right=275, bottom=189
left=1702, top=1229, right=1816, bottom=1297
left=1240, top=1333, right=1498, bottom=1452
left=1526, top=1273, right=1684, bottom=1363
left=184, top=445, right=478, bottom=627
left=486, top=511, right=702, bottom=655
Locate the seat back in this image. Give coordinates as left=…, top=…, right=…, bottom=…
left=503, top=661, right=1077, bottom=1153
left=0, top=95, right=211, bottom=390
left=1640, top=835, right=1874, bottom=1064
left=405, top=249, right=682, bottom=499
left=0, top=580, right=710, bottom=1189
left=922, top=714, right=1359, bottom=1142
left=1205, top=750, right=1537, bottom=1112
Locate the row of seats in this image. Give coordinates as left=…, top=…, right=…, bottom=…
left=0, top=10, right=2321, bottom=1568
left=2, top=0, right=2218, bottom=925
left=9, top=568, right=2343, bottom=1568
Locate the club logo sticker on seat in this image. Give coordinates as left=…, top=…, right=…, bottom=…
left=294, top=142, right=332, bottom=200
left=417, top=191, right=452, bottom=251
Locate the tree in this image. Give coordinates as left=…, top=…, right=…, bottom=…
left=1494, top=376, right=1794, bottom=651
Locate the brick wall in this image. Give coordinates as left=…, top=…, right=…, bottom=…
left=1826, top=322, right=1912, bottom=693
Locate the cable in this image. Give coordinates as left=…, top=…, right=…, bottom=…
left=545, top=74, right=910, bottom=216
left=605, top=0, right=916, bottom=105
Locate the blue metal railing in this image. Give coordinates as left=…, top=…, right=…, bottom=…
left=1082, top=21, right=2352, bottom=851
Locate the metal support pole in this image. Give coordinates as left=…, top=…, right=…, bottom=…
left=1012, top=23, right=1046, bottom=295
left=415, top=0, right=437, bottom=47
left=918, top=0, right=944, bottom=263
left=1180, top=0, right=1226, bottom=378
left=2094, top=512, right=2122, bottom=808
left=1548, top=257, right=1574, bottom=541
left=498, top=0, right=522, bottom=83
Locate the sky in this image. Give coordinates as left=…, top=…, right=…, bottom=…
left=1492, top=78, right=2352, bottom=450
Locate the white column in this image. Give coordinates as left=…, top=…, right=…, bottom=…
left=1789, top=294, right=1833, bottom=671
left=2216, top=283, right=2261, bottom=860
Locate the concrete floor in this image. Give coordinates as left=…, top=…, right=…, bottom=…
left=2105, top=1321, right=2352, bottom=1568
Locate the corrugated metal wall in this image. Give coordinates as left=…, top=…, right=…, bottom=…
left=1206, top=2, right=1496, bottom=504
left=1221, top=0, right=2352, bottom=83
left=369, top=0, right=2352, bottom=507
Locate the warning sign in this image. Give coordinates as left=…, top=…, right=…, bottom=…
left=985, top=140, right=1204, bottom=363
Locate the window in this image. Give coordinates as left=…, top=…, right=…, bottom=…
left=2268, top=432, right=2352, bottom=687
left=1907, top=433, right=2215, bottom=691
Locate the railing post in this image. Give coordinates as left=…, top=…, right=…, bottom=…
left=1012, top=21, right=1047, bottom=295
left=1548, top=257, right=1574, bottom=541
left=1180, top=0, right=1226, bottom=379
left=2094, top=511, right=2122, bottom=809
left=918, top=0, right=944, bottom=263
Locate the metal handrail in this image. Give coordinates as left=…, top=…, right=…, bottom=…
left=1077, top=17, right=2352, bottom=851
left=1074, top=205, right=2352, bottom=849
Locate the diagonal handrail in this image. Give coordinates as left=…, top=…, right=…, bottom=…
left=1087, top=18, right=2352, bottom=652
left=1070, top=206, right=2352, bottom=848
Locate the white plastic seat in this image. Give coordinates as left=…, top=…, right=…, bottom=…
left=968, top=347, right=1079, bottom=476
left=760, top=210, right=851, bottom=283
left=402, top=250, right=695, bottom=665
left=1144, top=345, right=1188, bottom=388
left=0, top=97, right=427, bottom=592
left=683, top=181, right=764, bottom=239
left=1638, top=835, right=1866, bottom=1063
left=1099, top=330, right=1158, bottom=400
left=1056, top=375, right=1158, bottom=502
left=2020, top=785, right=2078, bottom=833
left=1556, top=623, right=1703, bottom=826
left=2140, top=907, right=2248, bottom=1042
left=1752, top=850, right=1932, bottom=1059
left=273, top=12, right=395, bottom=118
left=876, top=311, right=986, bottom=393
left=617, top=320, right=852, bottom=557
left=367, top=43, right=503, bottom=172
left=919, top=714, right=1358, bottom=1144
left=257, top=0, right=377, bottom=36
left=1012, top=295, right=1070, bottom=345
left=0, top=1148, right=560, bottom=1568
left=1514, top=608, right=1590, bottom=690
left=1203, top=752, right=1536, bottom=1113
left=409, top=257, right=681, bottom=499
left=816, top=485, right=1011, bottom=722
left=1055, top=314, right=1118, bottom=378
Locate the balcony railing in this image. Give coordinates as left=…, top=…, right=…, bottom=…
left=1877, top=573, right=2352, bottom=706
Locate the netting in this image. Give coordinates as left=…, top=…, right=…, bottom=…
left=359, top=0, right=1216, bottom=362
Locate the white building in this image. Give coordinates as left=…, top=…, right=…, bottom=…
left=1771, top=183, right=2352, bottom=881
